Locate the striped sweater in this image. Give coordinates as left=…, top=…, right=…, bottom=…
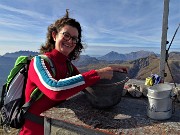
left=19, top=49, right=100, bottom=135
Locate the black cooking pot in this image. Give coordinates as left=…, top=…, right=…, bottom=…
left=84, top=71, right=129, bottom=109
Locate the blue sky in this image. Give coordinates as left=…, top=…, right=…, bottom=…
left=0, top=0, right=179, bottom=56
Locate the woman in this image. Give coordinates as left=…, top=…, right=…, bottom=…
left=19, top=10, right=127, bottom=135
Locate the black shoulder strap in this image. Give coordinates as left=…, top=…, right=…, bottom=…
left=21, top=88, right=44, bottom=125
left=39, top=55, right=56, bottom=77
left=66, top=60, right=74, bottom=77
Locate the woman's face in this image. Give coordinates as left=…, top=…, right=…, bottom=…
left=52, top=25, right=79, bottom=56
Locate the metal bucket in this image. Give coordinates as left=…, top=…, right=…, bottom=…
left=147, top=83, right=173, bottom=120
left=84, top=71, right=129, bottom=109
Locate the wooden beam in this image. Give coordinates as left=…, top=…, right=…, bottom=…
left=160, top=0, right=169, bottom=82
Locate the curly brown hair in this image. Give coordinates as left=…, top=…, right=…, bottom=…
left=40, top=9, right=84, bottom=60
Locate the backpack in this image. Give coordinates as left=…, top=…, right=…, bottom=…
left=0, top=55, right=55, bottom=132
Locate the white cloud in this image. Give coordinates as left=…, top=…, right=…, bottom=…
left=0, top=3, right=48, bottom=19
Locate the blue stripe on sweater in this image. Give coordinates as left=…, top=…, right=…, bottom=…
left=34, top=56, right=85, bottom=91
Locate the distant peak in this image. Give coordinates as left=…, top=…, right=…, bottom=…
left=108, top=51, right=119, bottom=54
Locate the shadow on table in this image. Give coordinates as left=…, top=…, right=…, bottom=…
left=57, top=92, right=180, bottom=130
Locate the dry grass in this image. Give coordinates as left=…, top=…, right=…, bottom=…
left=0, top=127, right=19, bottom=135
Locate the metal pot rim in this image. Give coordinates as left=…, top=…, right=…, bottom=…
left=148, top=83, right=172, bottom=92
left=95, top=77, right=129, bottom=87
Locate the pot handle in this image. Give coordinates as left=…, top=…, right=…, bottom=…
left=114, top=77, right=129, bottom=85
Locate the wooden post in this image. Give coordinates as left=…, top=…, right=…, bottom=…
left=160, top=0, right=169, bottom=82
left=44, top=117, right=51, bottom=135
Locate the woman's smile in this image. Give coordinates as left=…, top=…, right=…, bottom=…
left=63, top=42, right=73, bottom=48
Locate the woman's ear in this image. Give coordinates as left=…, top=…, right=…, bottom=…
left=52, top=31, right=56, bottom=41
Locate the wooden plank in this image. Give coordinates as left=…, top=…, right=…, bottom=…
left=50, top=118, right=112, bottom=135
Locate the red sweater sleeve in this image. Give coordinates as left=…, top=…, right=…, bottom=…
left=28, top=56, right=100, bottom=101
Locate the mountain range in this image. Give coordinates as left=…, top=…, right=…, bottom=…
left=0, top=50, right=179, bottom=87
left=97, top=50, right=158, bottom=61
